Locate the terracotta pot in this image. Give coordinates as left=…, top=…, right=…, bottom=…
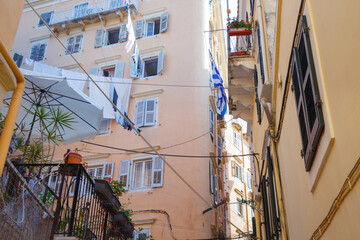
left=228, top=28, right=252, bottom=36
left=64, top=152, right=82, bottom=164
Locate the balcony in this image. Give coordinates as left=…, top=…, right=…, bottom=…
left=228, top=33, right=255, bottom=122
left=0, top=160, right=133, bottom=240
left=50, top=0, right=139, bottom=33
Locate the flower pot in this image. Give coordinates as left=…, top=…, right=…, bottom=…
left=228, top=28, right=252, bottom=36
left=64, top=152, right=82, bottom=164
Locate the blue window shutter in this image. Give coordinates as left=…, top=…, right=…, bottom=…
left=89, top=67, right=100, bottom=76
left=114, top=62, right=125, bottom=78
left=13, top=53, right=23, bottom=68
left=151, top=156, right=164, bottom=187
left=135, top=100, right=145, bottom=127
left=144, top=99, right=156, bottom=126
left=95, top=29, right=104, bottom=48
left=119, top=160, right=130, bottom=190
left=160, top=12, right=168, bottom=33
left=119, top=24, right=128, bottom=43
left=257, top=28, right=264, bottom=83
left=135, top=19, right=144, bottom=39
left=157, top=49, right=164, bottom=74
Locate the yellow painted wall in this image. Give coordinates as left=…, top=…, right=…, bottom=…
left=251, top=0, right=360, bottom=239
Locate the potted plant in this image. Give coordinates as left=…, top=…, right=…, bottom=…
left=64, top=151, right=82, bottom=164
left=227, top=18, right=253, bottom=36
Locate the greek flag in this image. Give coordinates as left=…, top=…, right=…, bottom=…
left=209, top=50, right=224, bottom=88
left=209, top=50, right=228, bottom=116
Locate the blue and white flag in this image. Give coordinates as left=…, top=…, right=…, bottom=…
left=209, top=50, right=224, bottom=88
left=217, top=86, right=228, bottom=116
left=209, top=50, right=228, bottom=116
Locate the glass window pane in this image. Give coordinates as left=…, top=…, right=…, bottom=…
left=147, top=22, right=154, bottom=37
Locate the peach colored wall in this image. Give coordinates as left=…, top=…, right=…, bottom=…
left=0, top=0, right=25, bottom=51
left=250, top=0, right=360, bottom=239
left=12, top=0, right=218, bottom=239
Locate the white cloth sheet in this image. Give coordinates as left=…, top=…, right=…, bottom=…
left=61, top=69, right=88, bottom=92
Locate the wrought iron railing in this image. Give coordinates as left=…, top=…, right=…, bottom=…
left=0, top=160, right=54, bottom=240
left=50, top=0, right=139, bottom=25
left=9, top=162, right=129, bottom=239
left=228, top=34, right=252, bottom=56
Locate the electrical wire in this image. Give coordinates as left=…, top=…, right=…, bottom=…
left=26, top=0, right=215, bottom=211
left=80, top=140, right=258, bottom=158
left=14, top=73, right=253, bottom=90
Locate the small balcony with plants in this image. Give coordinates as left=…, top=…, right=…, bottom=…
left=227, top=18, right=256, bottom=122
left=49, top=0, right=139, bottom=33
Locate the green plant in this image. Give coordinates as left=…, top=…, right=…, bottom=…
left=227, top=17, right=253, bottom=30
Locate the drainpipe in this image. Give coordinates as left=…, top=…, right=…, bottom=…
left=0, top=41, right=25, bottom=176
left=257, top=0, right=270, bottom=83
left=240, top=128, right=249, bottom=234
left=269, top=128, right=288, bottom=240
left=254, top=193, right=262, bottom=240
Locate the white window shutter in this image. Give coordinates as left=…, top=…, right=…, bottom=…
left=241, top=166, right=245, bottom=182
left=95, top=29, right=105, bottom=48
left=119, top=160, right=130, bottom=190
left=114, top=62, right=125, bottom=78
left=138, top=59, right=144, bottom=78
left=135, top=100, right=145, bottom=127
left=135, top=19, right=145, bottom=39
left=103, top=162, right=114, bottom=179
left=152, top=156, right=164, bottom=187
left=157, top=49, right=164, bottom=74
left=144, top=99, right=156, bottom=126
left=210, top=161, right=214, bottom=194
left=119, top=24, right=128, bottom=42
left=160, top=12, right=168, bottom=33
left=89, top=67, right=100, bottom=76
left=130, top=56, right=138, bottom=78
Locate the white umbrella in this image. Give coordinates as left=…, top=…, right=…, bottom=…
left=2, top=69, right=103, bottom=144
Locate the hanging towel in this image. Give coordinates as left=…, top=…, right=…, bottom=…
left=33, top=62, right=62, bottom=76
left=112, top=77, right=132, bottom=123
left=89, top=76, right=115, bottom=119
left=62, top=69, right=88, bottom=91
left=24, top=57, right=34, bottom=66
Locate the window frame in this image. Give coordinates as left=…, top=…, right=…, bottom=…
left=37, top=10, right=54, bottom=27
left=65, top=34, right=84, bottom=55
left=73, top=2, right=89, bottom=19
left=129, top=156, right=164, bottom=191
left=291, top=15, right=325, bottom=171
left=29, top=40, right=48, bottom=62
left=234, top=131, right=240, bottom=148
left=145, top=17, right=161, bottom=37
left=134, top=98, right=158, bottom=128
left=133, top=228, right=151, bottom=239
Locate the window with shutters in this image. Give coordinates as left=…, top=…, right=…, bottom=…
left=38, top=11, right=54, bottom=27
left=234, top=131, right=240, bottom=148
left=87, top=166, right=104, bottom=179
left=237, top=199, right=243, bottom=216
left=29, top=40, right=48, bottom=62
left=65, top=34, right=84, bottom=55
left=73, top=2, right=89, bottom=19
left=128, top=156, right=164, bottom=190
left=135, top=12, right=168, bottom=39
left=133, top=228, right=151, bottom=240
left=95, top=25, right=127, bottom=48
left=134, top=98, right=158, bottom=128
left=209, top=107, right=214, bottom=138
left=217, top=135, right=223, bottom=163
left=291, top=16, right=324, bottom=171
left=257, top=28, right=265, bottom=84
left=130, top=49, right=164, bottom=78
left=235, top=164, right=240, bottom=179
left=240, top=166, right=245, bottom=183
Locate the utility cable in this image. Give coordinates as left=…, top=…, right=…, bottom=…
left=26, top=0, right=215, bottom=210
left=80, top=140, right=258, bottom=158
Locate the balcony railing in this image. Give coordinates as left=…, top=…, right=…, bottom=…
left=50, top=0, right=139, bottom=26
left=228, top=34, right=252, bottom=57
left=4, top=162, right=131, bottom=239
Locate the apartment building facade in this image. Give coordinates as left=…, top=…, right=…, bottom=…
left=228, top=0, right=360, bottom=239
left=10, top=0, right=231, bottom=239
